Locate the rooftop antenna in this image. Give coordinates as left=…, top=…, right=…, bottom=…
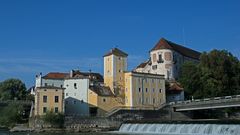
left=182, top=27, right=186, bottom=46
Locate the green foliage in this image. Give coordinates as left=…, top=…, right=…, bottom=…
left=0, top=78, right=27, bottom=100
left=42, top=111, right=64, bottom=127
left=0, top=102, right=24, bottom=127
left=179, top=49, right=240, bottom=99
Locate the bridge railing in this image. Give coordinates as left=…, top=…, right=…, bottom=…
left=169, top=95, right=240, bottom=107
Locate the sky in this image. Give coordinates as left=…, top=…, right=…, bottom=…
left=0, top=0, right=240, bottom=88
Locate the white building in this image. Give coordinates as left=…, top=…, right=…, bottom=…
left=35, top=70, right=103, bottom=116
left=135, top=38, right=201, bottom=81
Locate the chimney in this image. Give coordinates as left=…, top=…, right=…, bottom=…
left=70, top=70, right=74, bottom=78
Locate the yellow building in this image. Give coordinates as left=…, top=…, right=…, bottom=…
left=103, top=48, right=128, bottom=94
left=124, top=71, right=165, bottom=108
left=34, top=86, right=65, bottom=116
left=102, top=48, right=166, bottom=111
left=88, top=85, right=123, bottom=116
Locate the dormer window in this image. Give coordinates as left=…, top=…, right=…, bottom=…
left=152, top=65, right=157, bottom=70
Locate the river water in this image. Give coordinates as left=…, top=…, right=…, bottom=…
left=1, top=123, right=240, bottom=135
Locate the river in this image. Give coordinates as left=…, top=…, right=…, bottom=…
left=1, top=123, right=240, bottom=135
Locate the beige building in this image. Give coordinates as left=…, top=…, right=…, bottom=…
left=34, top=86, right=65, bottom=116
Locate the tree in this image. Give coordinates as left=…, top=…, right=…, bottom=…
left=43, top=111, right=64, bottom=128
left=179, top=49, right=240, bottom=99
left=179, top=61, right=203, bottom=99
left=0, top=78, right=27, bottom=100
left=0, top=102, right=24, bottom=127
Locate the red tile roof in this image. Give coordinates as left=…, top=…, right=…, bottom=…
left=167, top=82, right=184, bottom=92
left=151, top=38, right=201, bottom=60
left=42, top=72, right=69, bottom=79
left=103, top=48, right=128, bottom=57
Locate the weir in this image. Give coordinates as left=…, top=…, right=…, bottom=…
left=119, top=123, right=240, bottom=135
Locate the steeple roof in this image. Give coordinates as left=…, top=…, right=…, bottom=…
left=103, top=48, right=128, bottom=57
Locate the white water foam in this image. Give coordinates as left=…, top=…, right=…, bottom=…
left=118, top=123, right=240, bottom=135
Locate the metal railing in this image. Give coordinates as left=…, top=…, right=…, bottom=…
left=106, top=103, right=167, bottom=117
left=169, top=95, right=240, bottom=107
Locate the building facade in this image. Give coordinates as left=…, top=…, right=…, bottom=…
left=103, top=48, right=166, bottom=110
left=34, top=86, right=64, bottom=116
left=124, top=72, right=165, bottom=108
left=135, top=38, right=201, bottom=80
left=35, top=70, right=102, bottom=116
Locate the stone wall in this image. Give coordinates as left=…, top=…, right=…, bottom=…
left=64, top=116, right=122, bottom=132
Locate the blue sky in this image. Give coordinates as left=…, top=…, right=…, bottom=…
left=0, top=0, right=240, bottom=88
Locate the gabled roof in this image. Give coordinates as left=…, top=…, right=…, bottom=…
left=151, top=38, right=201, bottom=60
left=167, top=82, right=184, bottom=93
left=69, top=70, right=103, bottom=82
left=103, top=48, right=128, bottom=57
left=89, top=85, right=114, bottom=97
left=42, top=72, right=69, bottom=79
left=136, top=60, right=149, bottom=69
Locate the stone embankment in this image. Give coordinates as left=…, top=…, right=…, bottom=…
left=26, top=116, right=122, bottom=133
left=64, top=116, right=122, bottom=132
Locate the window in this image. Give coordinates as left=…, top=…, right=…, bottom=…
left=152, top=79, right=154, bottom=83
left=66, top=93, right=68, bottom=96
left=158, top=54, right=164, bottom=63
left=159, top=89, right=162, bottom=93
left=146, top=88, right=148, bottom=92
left=153, top=98, right=155, bottom=104
left=43, top=107, right=47, bottom=113
left=44, top=83, right=47, bottom=86
left=60, top=85, right=63, bottom=88
left=152, top=53, right=157, bottom=62
left=65, top=101, right=68, bottom=104
left=55, top=89, right=58, bottom=92
left=55, top=96, right=59, bottom=103
left=54, top=107, right=58, bottom=113
left=139, top=88, right=141, bottom=92
left=119, top=57, right=121, bottom=60
left=74, top=83, right=77, bottom=89
left=145, top=79, right=147, bottom=83
left=73, top=100, right=76, bottom=104
left=119, top=70, right=121, bottom=73
left=153, top=88, right=155, bottom=93
left=44, top=89, right=47, bottom=91
left=103, top=98, right=106, bottom=102
left=138, top=78, right=141, bottom=82
left=152, top=65, right=157, bottom=70
left=43, top=96, right=47, bottom=103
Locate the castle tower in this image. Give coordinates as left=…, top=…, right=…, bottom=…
left=103, top=48, right=128, bottom=94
